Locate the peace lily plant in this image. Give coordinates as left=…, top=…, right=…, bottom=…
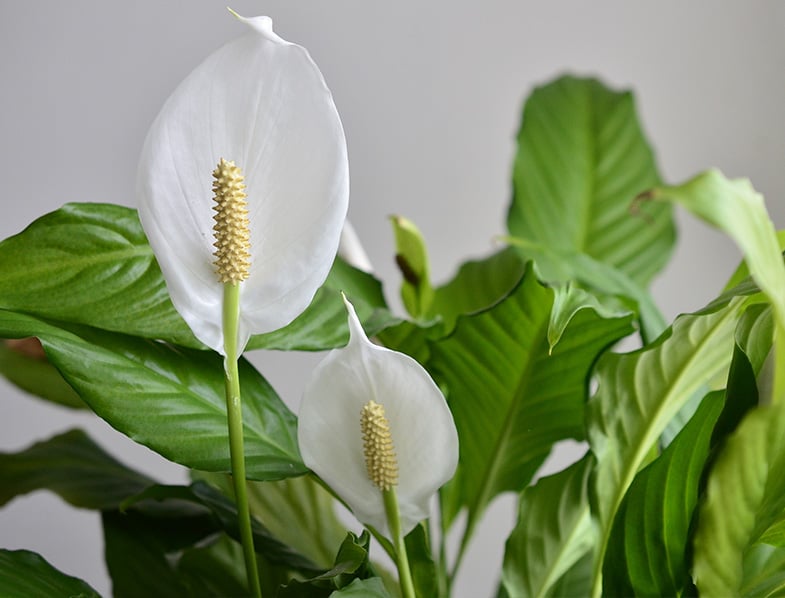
left=2, top=9, right=785, bottom=598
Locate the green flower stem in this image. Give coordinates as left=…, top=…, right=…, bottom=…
left=383, top=487, right=416, bottom=598
left=223, top=282, right=262, bottom=598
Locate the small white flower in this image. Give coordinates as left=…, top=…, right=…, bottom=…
left=298, top=297, right=459, bottom=536
left=137, top=13, right=349, bottom=354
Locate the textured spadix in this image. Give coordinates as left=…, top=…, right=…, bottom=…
left=137, top=13, right=349, bottom=354
left=298, top=298, right=459, bottom=536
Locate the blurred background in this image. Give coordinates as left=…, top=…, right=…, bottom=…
left=1, top=2, right=784, bottom=596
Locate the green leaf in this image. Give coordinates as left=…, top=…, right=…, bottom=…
left=278, top=531, right=383, bottom=597
left=603, top=391, right=724, bottom=597
left=740, top=543, right=785, bottom=597
left=0, top=549, right=100, bottom=598
left=123, top=482, right=320, bottom=573
left=330, top=577, right=392, bottom=597
left=692, top=398, right=785, bottom=595
left=508, top=75, right=673, bottom=286
left=391, top=215, right=434, bottom=319
left=0, top=429, right=153, bottom=510
left=586, top=297, right=745, bottom=596
left=102, top=508, right=213, bottom=598
left=0, top=310, right=305, bottom=480
left=0, top=202, right=198, bottom=346
left=506, top=75, right=673, bottom=342
left=427, top=246, right=526, bottom=333
left=248, top=257, right=401, bottom=351
left=0, top=202, right=396, bottom=353
left=175, top=535, right=253, bottom=597
left=198, top=472, right=347, bottom=570
left=0, top=339, right=85, bottom=409
left=429, top=264, right=633, bottom=529
left=648, top=170, right=785, bottom=327
left=501, top=454, right=595, bottom=598
left=404, top=524, right=439, bottom=598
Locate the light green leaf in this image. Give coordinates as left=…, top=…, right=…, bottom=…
left=587, top=297, right=745, bottom=597
left=507, top=75, right=674, bottom=340
left=603, top=391, right=724, bottom=597
left=692, top=399, right=785, bottom=595
left=0, top=339, right=84, bottom=409
left=429, top=264, right=633, bottom=530
left=0, top=549, right=100, bottom=598
left=648, top=170, right=785, bottom=405
left=0, top=203, right=396, bottom=353
left=391, top=215, right=434, bottom=319
left=0, top=309, right=305, bottom=480
left=648, top=170, right=785, bottom=326
left=740, top=543, right=785, bottom=597
left=501, top=454, right=595, bottom=598
left=549, top=283, right=631, bottom=350
left=0, top=429, right=153, bottom=510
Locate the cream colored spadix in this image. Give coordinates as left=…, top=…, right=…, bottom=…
left=298, top=297, right=459, bottom=537
left=137, top=12, right=349, bottom=355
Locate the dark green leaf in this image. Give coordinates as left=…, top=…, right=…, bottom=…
left=0, top=339, right=84, bottom=409
left=603, top=392, right=724, bottom=597
left=0, top=429, right=153, bottom=510
left=501, top=454, right=595, bottom=598
left=0, top=549, right=100, bottom=598
left=0, top=203, right=396, bottom=353
left=198, top=472, right=347, bottom=570
left=0, top=310, right=305, bottom=480
left=740, top=543, right=785, bottom=596
left=124, top=482, right=320, bottom=573
left=430, top=264, right=633, bottom=529
left=331, top=577, right=392, bottom=597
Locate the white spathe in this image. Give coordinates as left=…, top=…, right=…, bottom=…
left=137, top=13, right=349, bottom=354
left=298, top=297, right=459, bottom=537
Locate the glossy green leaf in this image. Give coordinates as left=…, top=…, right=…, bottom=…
left=0, top=202, right=197, bottom=345
left=175, top=535, right=253, bottom=597
left=0, top=339, right=84, bottom=409
left=0, top=309, right=305, bottom=480
left=506, top=75, right=673, bottom=341
left=692, top=398, right=785, bottom=595
left=429, top=264, right=633, bottom=530
left=501, top=454, right=595, bottom=598
left=603, top=391, right=724, bottom=597
left=0, top=202, right=396, bottom=353
left=248, top=257, right=400, bottom=351
left=587, top=297, right=745, bottom=596
left=0, top=429, right=153, bottom=510
left=0, top=549, right=100, bottom=598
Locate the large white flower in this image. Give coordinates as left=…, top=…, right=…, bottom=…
left=298, top=297, right=459, bottom=536
left=137, top=13, right=349, bottom=354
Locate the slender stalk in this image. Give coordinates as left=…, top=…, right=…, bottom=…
left=223, top=282, right=262, bottom=598
left=383, top=488, right=416, bottom=598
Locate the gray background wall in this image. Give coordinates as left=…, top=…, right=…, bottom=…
left=1, top=2, right=784, bottom=596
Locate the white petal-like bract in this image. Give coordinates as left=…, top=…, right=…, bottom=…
left=137, top=13, right=349, bottom=354
left=298, top=298, right=459, bottom=536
